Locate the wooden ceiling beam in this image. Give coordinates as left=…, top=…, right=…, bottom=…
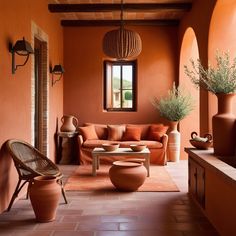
left=49, top=3, right=192, bottom=13
left=61, top=19, right=179, bottom=27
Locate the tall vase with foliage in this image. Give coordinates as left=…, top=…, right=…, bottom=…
left=184, top=51, right=236, bottom=156
left=152, top=83, right=194, bottom=162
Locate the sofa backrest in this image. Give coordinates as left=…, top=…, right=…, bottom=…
left=84, top=123, right=160, bottom=140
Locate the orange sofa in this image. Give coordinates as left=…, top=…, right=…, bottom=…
left=78, top=123, right=169, bottom=165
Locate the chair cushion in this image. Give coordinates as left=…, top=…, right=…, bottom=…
left=79, top=125, right=98, bottom=141
left=148, top=124, right=168, bottom=141
left=83, top=139, right=115, bottom=148
left=107, top=125, right=125, bottom=141
left=122, top=127, right=141, bottom=141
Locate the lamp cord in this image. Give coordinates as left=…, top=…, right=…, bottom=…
left=120, top=0, right=124, bottom=27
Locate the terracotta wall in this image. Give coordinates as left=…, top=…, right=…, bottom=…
left=208, top=0, right=236, bottom=120
left=178, top=0, right=217, bottom=135
left=0, top=0, right=63, bottom=213
left=179, top=28, right=200, bottom=159
left=63, top=26, right=178, bottom=126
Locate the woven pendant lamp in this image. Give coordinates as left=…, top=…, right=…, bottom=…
left=103, top=0, right=142, bottom=60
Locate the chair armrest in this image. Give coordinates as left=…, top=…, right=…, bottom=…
left=162, top=134, right=168, bottom=150
left=78, top=135, right=84, bottom=148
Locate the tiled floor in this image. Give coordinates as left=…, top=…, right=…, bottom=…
left=0, top=161, right=219, bottom=236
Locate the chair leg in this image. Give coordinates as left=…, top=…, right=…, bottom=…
left=58, top=179, right=68, bottom=204
left=7, top=179, right=29, bottom=211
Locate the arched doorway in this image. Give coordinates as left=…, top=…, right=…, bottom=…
left=179, top=27, right=200, bottom=159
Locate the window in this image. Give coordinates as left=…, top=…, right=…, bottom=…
left=104, top=60, right=137, bottom=111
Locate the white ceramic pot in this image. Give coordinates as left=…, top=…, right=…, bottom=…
left=167, top=121, right=180, bottom=162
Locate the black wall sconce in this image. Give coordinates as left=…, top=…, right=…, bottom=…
left=50, top=64, right=65, bottom=86
left=10, top=37, right=34, bottom=74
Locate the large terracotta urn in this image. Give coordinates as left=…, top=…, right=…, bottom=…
left=167, top=121, right=180, bottom=162
left=212, top=93, right=236, bottom=156
left=109, top=161, right=147, bottom=191
left=60, top=115, right=78, bottom=132
left=29, top=176, right=61, bottom=222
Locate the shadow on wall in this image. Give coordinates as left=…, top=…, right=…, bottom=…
left=0, top=141, right=13, bottom=211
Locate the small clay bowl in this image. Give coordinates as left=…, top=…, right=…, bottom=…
left=130, top=144, right=146, bottom=152
left=189, top=140, right=212, bottom=150
left=102, top=143, right=120, bottom=152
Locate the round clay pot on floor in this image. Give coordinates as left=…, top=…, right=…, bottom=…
left=109, top=161, right=147, bottom=191
left=29, top=176, right=61, bottom=223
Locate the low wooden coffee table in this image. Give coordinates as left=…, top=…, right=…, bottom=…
left=91, top=147, right=150, bottom=177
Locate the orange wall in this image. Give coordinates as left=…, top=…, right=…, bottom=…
left=179, top=0, right=217, bottom=135
left=0, top=0, right=63, bottom=212
left=63, top=26, right=178, bottom=126
left=208, top=0, right=236, bottom=124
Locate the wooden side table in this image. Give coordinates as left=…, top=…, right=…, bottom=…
left=57, top=132, right=79, bottom=164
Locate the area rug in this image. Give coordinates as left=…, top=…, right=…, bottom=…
left=64, top=165, right=179, bottom=192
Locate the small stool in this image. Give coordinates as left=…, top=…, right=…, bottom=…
left=109, top=161, right=147, bottom=191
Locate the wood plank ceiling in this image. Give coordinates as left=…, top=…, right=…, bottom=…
left=48, top=0, right=194, bottom=26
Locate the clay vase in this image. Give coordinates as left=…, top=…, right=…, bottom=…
left=109, top=161, right=147, bottom=191
left=167, top=121, right=180, bottom=162
left=29, top=176, right=61, bottom=222
left=212, top=93, right=236, bottom=156
left=60, top=115, right=78, bottom=132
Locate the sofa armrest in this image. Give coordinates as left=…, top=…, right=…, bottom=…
left=78, top=135, right=84, bottom=148
left=162, top=134, right=168, bottom=165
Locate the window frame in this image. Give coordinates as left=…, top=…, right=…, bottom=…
left=103, top=60, right=137, bottom=112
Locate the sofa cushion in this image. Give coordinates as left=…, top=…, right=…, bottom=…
left=126, top=124, right=150, bottom=139
left=84, top=123, right=108, bottom=139
left=107, top=125, right=125, bottom=141
left=148, top=124, right=168, bottom=141
left=79, top=125, right=98, bottom=141
left=119, top=140, right=163, bottom=149
left=122, top=127, right=141, bottom=141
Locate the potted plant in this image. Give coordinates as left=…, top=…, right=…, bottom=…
left=184, top=51, right=236, bottom=156
left=152, top=82, right=194, bottom=162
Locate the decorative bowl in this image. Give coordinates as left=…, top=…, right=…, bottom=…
left=102, top=143, right=120, bottom=152
left=189, top=140, right=213, bottom=150
left=130, top=144, right=146, bottom=152
left=189, top=131, right=213, bottom=150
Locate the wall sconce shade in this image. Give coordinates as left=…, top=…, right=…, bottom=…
left=10, top=37, right=34, bottom=74
left=50, top=64, right=64, bottom=86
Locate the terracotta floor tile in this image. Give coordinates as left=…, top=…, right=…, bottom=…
left=53, top=231, right=94, bottom=236
left=12, top=230, right=53, bottom=236
left=35, top=222, right=77, bottom=230
left=0, top=161, right=219, bottom=236
left=76, top=222, right=119, bottom=231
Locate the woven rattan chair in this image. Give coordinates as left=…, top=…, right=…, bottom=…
left=6, top=139, right=68, bottom=211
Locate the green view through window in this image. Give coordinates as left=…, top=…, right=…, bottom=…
left=104, top=60, right=137, bottom=111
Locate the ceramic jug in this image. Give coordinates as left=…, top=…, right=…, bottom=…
left=60, top=115, right=78, bottom=132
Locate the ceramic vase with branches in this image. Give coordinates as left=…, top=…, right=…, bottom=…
left=184, top=51, right=236, bottom=156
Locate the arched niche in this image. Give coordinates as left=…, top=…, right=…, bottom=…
left=208, top=0, right=236, bottom=130
left=179, top=27, right=200, bottom=159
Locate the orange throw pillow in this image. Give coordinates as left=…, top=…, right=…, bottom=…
left=122, top=127, right=141, bottom=141
left=78, top=125, right=98, bottom=141
left=148, top=125, right=168, bottom=141
left=107, top=125, right=125, bottom=141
